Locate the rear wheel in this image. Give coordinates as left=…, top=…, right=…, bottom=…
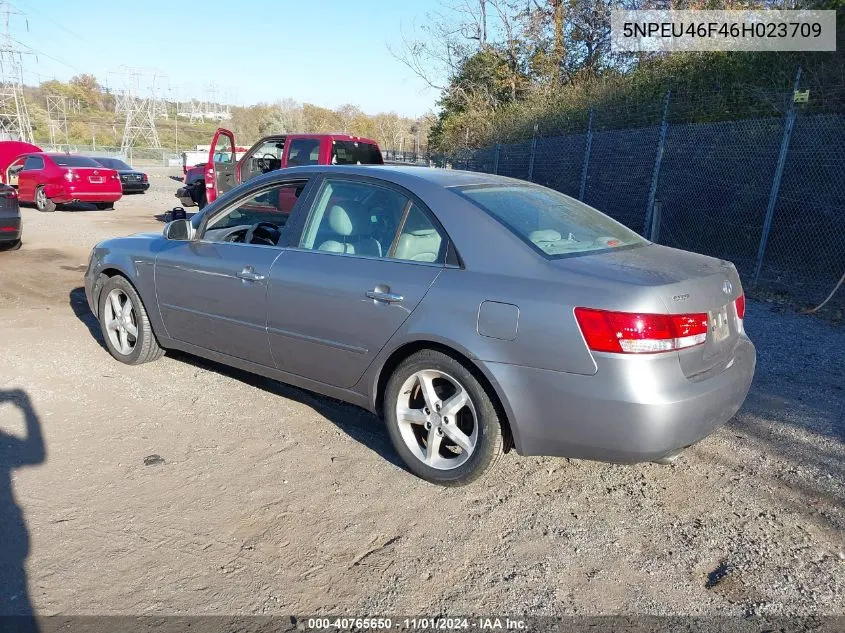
left=384, top=349, right=503, bottom=486
left=97, top=275, right=164, bottom=365
left=35, top=186, right=55, bottom=212
left=96, top=202, right=114, bottom=210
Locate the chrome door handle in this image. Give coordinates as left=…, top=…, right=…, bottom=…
left=366, top=290, right=404, bottom=303
left=236, top=267, right=265, bottom=281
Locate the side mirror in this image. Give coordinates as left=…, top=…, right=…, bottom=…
left=163, top=218, right=192, bottom=241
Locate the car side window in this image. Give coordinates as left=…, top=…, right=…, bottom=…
left=287, top=139, right=320, bottom=167
left=298, top=179, right=445, bottom=264
left=23, top=156, right=43, bottom=170
left=391, top=203, right=444, bottom=263
left=202, top=179, right=309, bottom=245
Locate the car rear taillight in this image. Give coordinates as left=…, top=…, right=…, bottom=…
left=0, top=188, right=17, bottom=199
left=111, top=172, right=119, bottom=181
left=574, top=308, right=708, bottom=354
left=735, top=293, right=746, bottom=320
left=142, top=173, right=148, bottom=182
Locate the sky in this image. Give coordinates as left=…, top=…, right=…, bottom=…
left=10, top=0, right=442, bottom=118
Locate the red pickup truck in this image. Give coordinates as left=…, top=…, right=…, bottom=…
left=177, top=129, right=384, bottom=209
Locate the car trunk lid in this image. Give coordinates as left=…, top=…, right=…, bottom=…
left=555, top=244, right=744, bottom=378
left=66, top=167, right=121, bottom=192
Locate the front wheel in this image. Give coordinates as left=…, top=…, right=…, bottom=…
left=35, top=186, right=56, bottom=212
left=383, top=349, right=504, bottom=486
left=195, top=183, right=207, bottom=209
left=97, top=275, right=164, bottom=365
left=96, top=202, right=114, bottom=210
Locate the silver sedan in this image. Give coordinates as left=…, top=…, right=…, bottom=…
left=84, top=165, right=755, bottom=485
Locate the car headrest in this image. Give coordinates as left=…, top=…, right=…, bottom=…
left=529, top=229, right=562, bottom=243
left=328, top=203, right=370, bottom=237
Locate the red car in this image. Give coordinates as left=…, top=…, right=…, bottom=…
left=177, top=129, right=383, bottom=209
left=6, top=152, right=123, bottom=212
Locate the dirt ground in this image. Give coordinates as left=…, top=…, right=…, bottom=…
left=0, top=166, right=843, bottom=618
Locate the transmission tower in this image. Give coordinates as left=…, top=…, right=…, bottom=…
left=46, top=94, right=69, bottom=146
left=0, top=1, right=33, bottom=143
left=118, top=67, right=161, bottom=152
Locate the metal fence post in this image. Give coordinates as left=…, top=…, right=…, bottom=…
left=493, top=143, right=501, bottom=175
left=643, top=90, right=672, bottom=238
left=578, top=108, right=593, bottom=201
left=527, top=123, right=538, bottom=181
left=650, top=201, right=662, bottom=244
left=753, top=66, right=802, bottom=285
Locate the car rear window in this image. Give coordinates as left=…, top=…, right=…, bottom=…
left=94, top=158, right=131, bottom=170
left=456, top=184, right=647, bottom=258
left=52, top=155, right=103, bottom=167
left=331, top=141, right=383, bottom=165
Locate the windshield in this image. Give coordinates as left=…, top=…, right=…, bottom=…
left=331, top=141, right=383, bottom=165
left=52, top=155, right=103, bottom=168
left=94, top=157, right=131, bottom=170
left=456, top=184, right=646, bottom=258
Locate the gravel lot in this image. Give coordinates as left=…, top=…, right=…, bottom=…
left=0, top=166, right=843, bottom=618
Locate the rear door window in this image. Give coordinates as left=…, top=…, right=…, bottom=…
left=23, top=156, right=44, bottom=170
left=286, top=139, right=321, bottom=166
left=331, top=141, right=383, bottom=165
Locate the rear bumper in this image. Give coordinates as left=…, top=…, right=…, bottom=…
left=49, top=185, right=122, bottom=204
left=484, top=336, right=756, bottom=462
left=0, top=216, right=21, bottom=242
left=122, top=182, right=149, bottom=193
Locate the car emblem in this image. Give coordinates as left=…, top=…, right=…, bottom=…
left=722, top=280, right=733, bottom=295
left=93, top=170, right=99, bottom=175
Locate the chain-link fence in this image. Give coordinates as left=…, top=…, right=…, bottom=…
left=39, top=144, right=182, bottom=168
left=430, top=74, right=845, bottom=310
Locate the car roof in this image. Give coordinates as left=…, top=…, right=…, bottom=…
left=277, top=164, right=522, bottom=189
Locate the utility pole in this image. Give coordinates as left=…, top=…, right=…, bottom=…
left=0, top=1, right=33, bottom=143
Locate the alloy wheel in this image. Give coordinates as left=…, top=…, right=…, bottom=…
left=103, top=288, right=138, bottom=356
left=395, top=369, right=478, bottom=470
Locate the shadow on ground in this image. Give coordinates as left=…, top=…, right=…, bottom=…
left=0, top=388, right=45, bottom=631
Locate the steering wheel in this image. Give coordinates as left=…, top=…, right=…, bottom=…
left=256, top=153, right=277, bottom=173
left=244, top=221, right=280, bottom=246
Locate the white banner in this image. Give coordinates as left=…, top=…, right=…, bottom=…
left=611, top=10, right=837, bottom=52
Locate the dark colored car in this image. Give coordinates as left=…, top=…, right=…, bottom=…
left=92, top=157, right=149, bottom=194
left=86, top=165, right=755, bottom=486
left=6, top=153, right=122, bottom=212
left=0, top=182, right=21, bottom=250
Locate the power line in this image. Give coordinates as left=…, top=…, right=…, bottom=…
left=7, top=0, right=89, bottom=44
left=9, top=35, right=86, bottom=73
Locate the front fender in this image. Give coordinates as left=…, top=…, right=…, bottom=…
left=84, top=237, right=163, bottom=338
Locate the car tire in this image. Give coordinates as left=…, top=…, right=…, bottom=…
left=0, top=239, right=21, bottom=251
left=97, top=275, right=165, bottom=365
left=35, top=186, right=56, bottom=212
left=96, top=202, right=114, bottom=210
left=383, top=349, right=504, bottom=486
left=196, top=183, right=207, bottom=210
